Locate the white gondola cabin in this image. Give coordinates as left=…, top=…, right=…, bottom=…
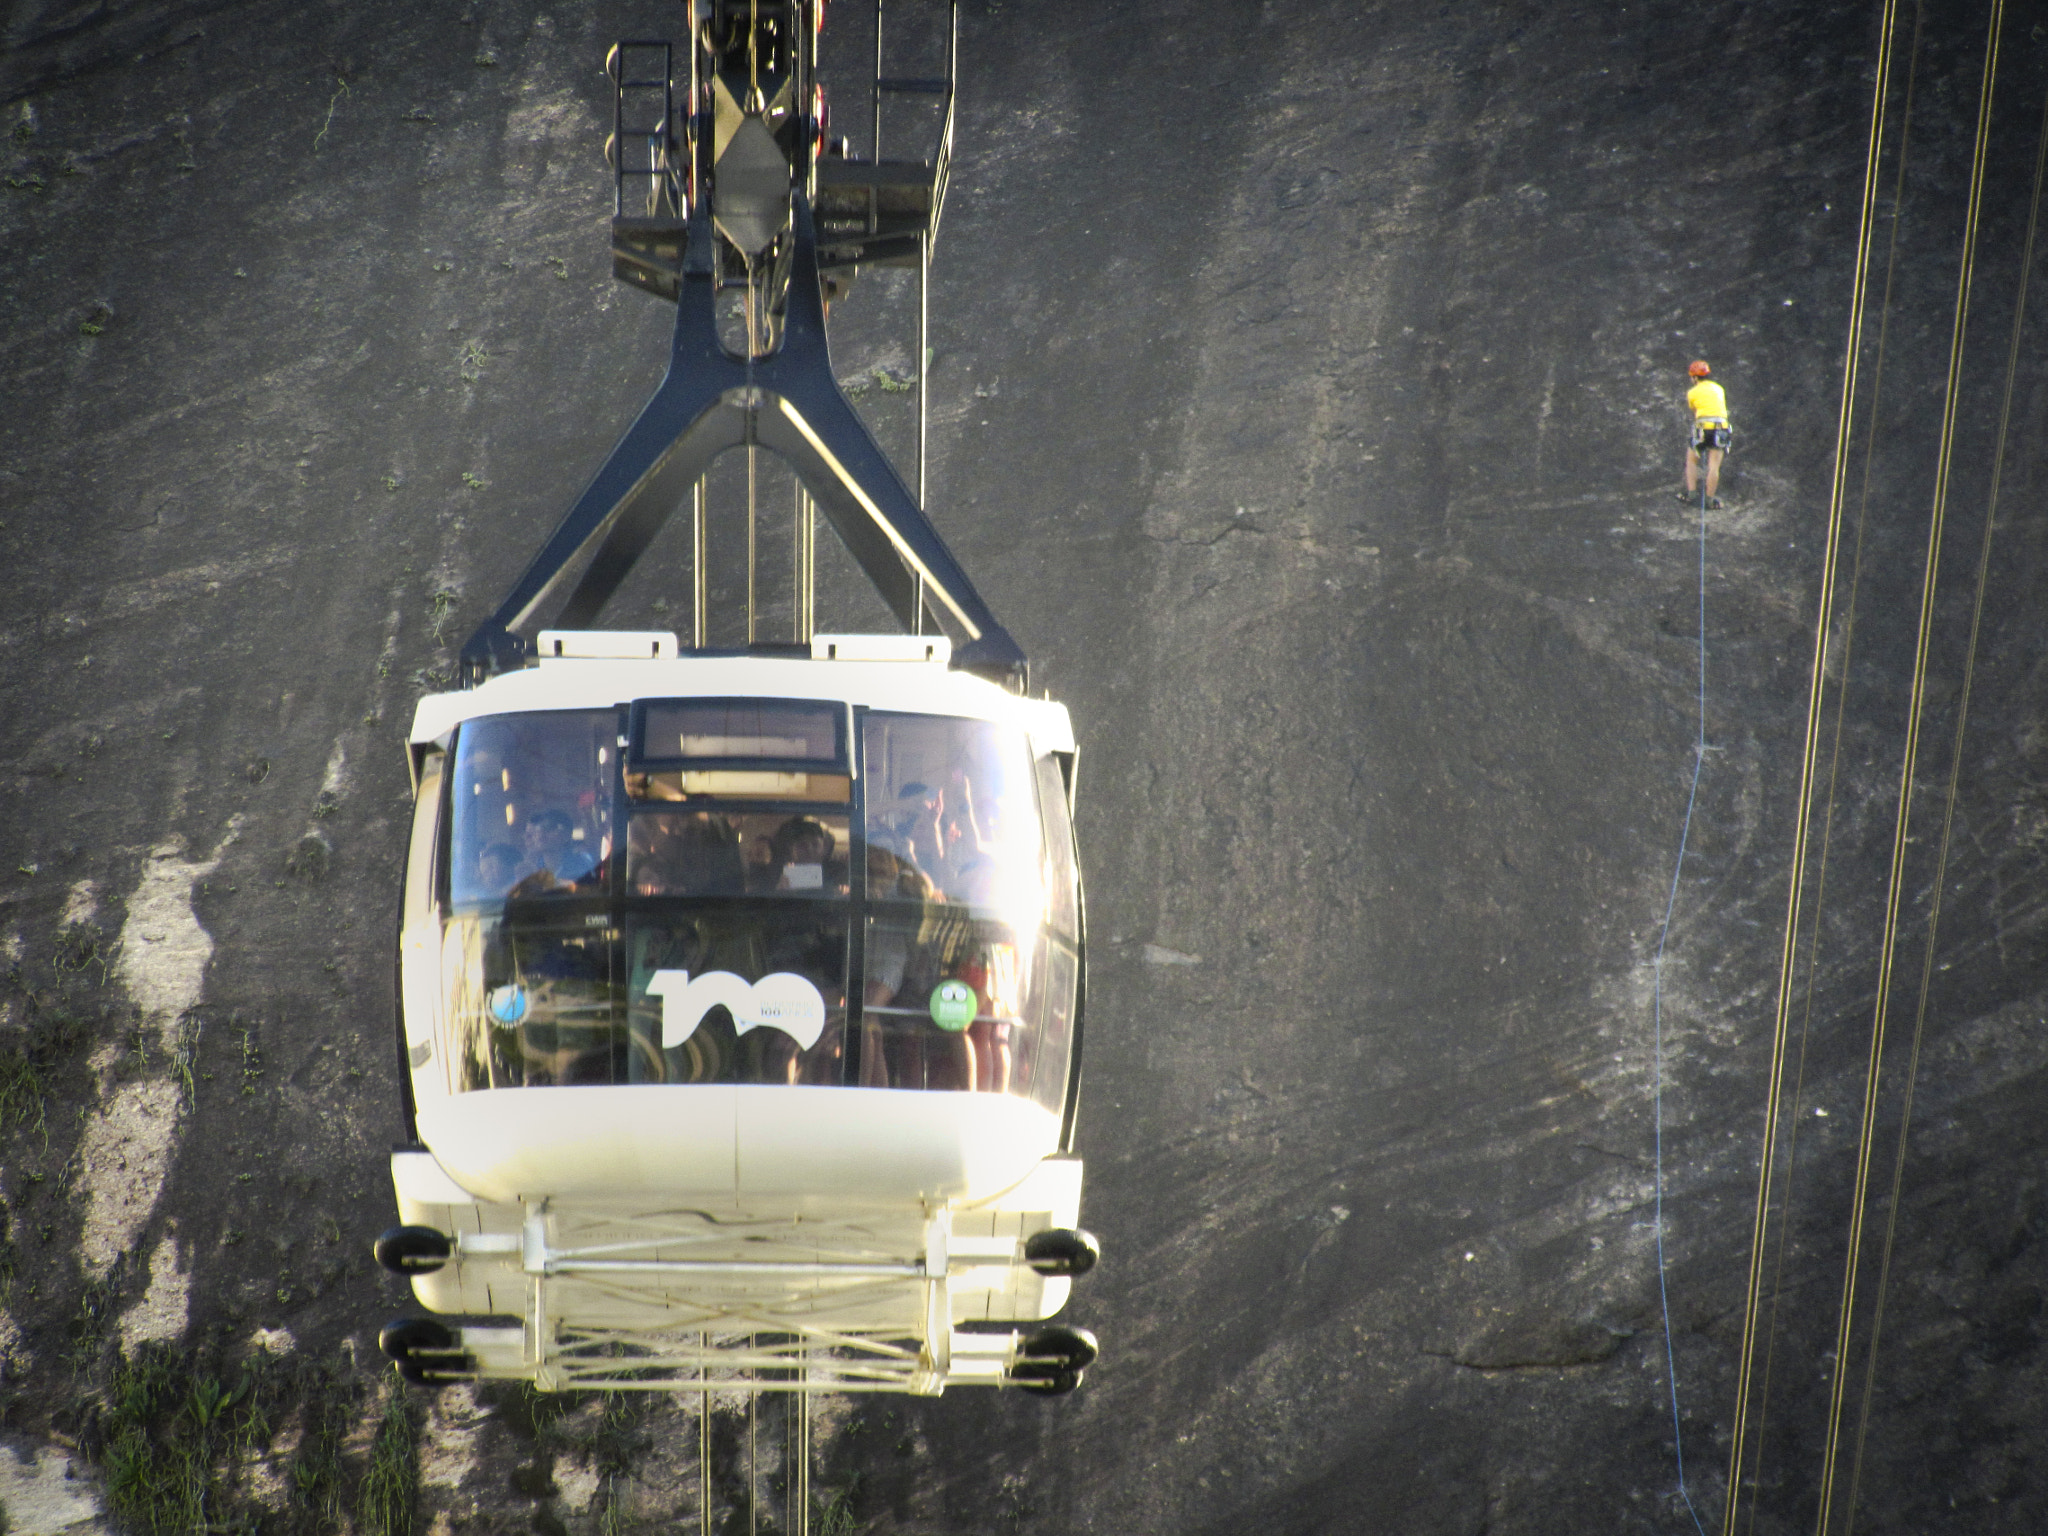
left=381, top=634, right=1096, bottom=1394
left=377, top=0, right=1101, bottom=1398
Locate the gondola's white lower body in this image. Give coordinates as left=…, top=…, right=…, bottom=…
left=392, top=1086, right=1083, bottom=1394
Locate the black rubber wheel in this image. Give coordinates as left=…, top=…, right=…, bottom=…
left=397, top=1356, right=474, bottom=1388
left=1019, top=1325, right=1099, bottom=1370
left=1015, top=1366, right=1084, bottom=1396
left=374, top=1226, right=454, bottom=1275
left=378, top=1316, right=455, bottom=1363
left=1023, top=1227, right=1100, bottom=1278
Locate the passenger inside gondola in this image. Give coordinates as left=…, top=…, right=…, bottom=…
left=513, top=807, right=601, bottom=893
left=431, top=703, right=1076, bottom=1103
left=765, top=815, right=847, bottom=894
left=857, top=918, right=1021, bottom=1093
left=449, top=709, right=615, bottom=908
left=626, top=811, right=855, bottom=897
left=863, top=719, right=1019, bottom=908
left=865, top=845, right=934, bottom=902
left=629, top=811, right=745, bottom=896
left=871, top=778, right=996, bottom=900
left=873, top=781, right=941, bottom=885
left=934, top=776, right=1002, bottom=905
left=476, top=842, right=522, bottom=895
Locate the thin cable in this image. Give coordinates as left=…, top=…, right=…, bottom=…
left=1733, top=8, right=1927, bottom=1526
left=745, top=262, right=760, bottom=644
left=1814, top=6, right=2005, bottom=1530
left=693, top=480, right=710, bottom=649
left=1651, top=474, right=1712, bottom=1536
left=1719, top=5, right=1906, bottom=1527
left=798, top=1372, right=812, bottom=1536
left=1842, top=12, right=2042, bottom=1530
left=700, top=1351, right=713, bottom=1536
left=914, top=228, right=929, bottom=635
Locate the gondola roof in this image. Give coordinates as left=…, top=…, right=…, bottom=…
left=410, top=640, right=1077, bottom=753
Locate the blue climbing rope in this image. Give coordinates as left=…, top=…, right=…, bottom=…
left=1652, top=483, right=1711, bottom=1534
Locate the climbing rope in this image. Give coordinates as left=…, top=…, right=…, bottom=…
left=1650, top=467, right=1713, bottom=1536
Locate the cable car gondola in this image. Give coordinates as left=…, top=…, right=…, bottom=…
left=374, top=0, right=1098, bottom=1398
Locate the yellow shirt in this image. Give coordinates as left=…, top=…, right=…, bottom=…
left=1687, top=380, right=1729, bottom=422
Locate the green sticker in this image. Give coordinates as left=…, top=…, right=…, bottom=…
left=929, top=980, right=976, bottom=1032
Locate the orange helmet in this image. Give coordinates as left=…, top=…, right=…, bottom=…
left=1689, top=360, right=1711, bottom=378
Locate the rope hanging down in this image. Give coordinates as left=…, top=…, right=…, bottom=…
left=1649, top=469, right=1714, bottom=1536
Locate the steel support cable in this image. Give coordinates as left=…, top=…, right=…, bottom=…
left=745, top=260, right=761, bottom=643
left=1730, top=8, right=1929, bottom=1529
left=1718, top=4, right=1908, bottom=1527
left=1840, top=19, right=2046, bottom=1532
left=1815, top=5, right=2006, bottom=1531
left=700, top=1347, right=713, bottom=1536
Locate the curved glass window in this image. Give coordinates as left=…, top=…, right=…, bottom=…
left=620, top=904, right=849, bottom=1086
left=448, top=711, right=616, bottom=905
left=418, top=701, right=1079, bottom=1107
left=857, top=712, right=1074, bottom=1112
left=1034, top=751, right=1080, bottom=940
left=442, top=909, right=622, bottom=1088
left=859, top=909, right=1073, bottom=1114
left=626, top=810, right=852, bottom=897
left=860, top=712, right=1044, bottom=923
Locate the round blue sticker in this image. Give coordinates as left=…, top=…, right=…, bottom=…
left=488, top=984, right=528, bottom=1025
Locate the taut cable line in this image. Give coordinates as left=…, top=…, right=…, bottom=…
left=1839, top=17, right=2048, bottom=1532
left=1737, top=5, right=1931, bottom=1528
left=1736, top=12, right=1925, bottom=1531
left=1813, top=3, right=2006, bottom=1531
left=1719, top=3, right=1907, bottom=1527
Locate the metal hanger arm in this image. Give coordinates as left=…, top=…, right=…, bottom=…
left=760, top=194, right=1025, bottom=682
left=459, top=198, right=1027, bottom=687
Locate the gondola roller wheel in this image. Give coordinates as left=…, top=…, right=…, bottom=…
left=374, top=1225, right=454, bottom=1275
left=1011, top=1331, right=1094, bottom=1397
left=378, top=1316, right=455, bottom=1364
left=1023, top=1227, right=1100, bottom=1277
left=1014, top=1365, right=1085, bottom=1396
left=379, top=1317, right=471, bottom=1387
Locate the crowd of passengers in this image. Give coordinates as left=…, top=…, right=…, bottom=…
left=468, top=772, right=1009, bottom=908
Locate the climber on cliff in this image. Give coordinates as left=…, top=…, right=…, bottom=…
left=1679, top=359, right=1731, bottom=508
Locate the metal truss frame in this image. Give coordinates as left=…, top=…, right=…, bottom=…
left=457, top=194, right=1026, bottom=689
left=430, top=1205, right=1030, bottom=1395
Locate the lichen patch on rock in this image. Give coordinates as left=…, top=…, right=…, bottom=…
left=0, top=1439, right=105, bottom=1536
left=61, top=878, right=97, bottom=928
left=75, top=1079, right=182, bottom=1277
left=418, top=1385, right=485, bottom=1492
left=116, top=1228, right=190, bottom=1349
left=113, top=837, right=230, bottom=1051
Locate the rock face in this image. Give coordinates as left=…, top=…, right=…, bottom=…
left=2, top=1, right=2044, bottom=1534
